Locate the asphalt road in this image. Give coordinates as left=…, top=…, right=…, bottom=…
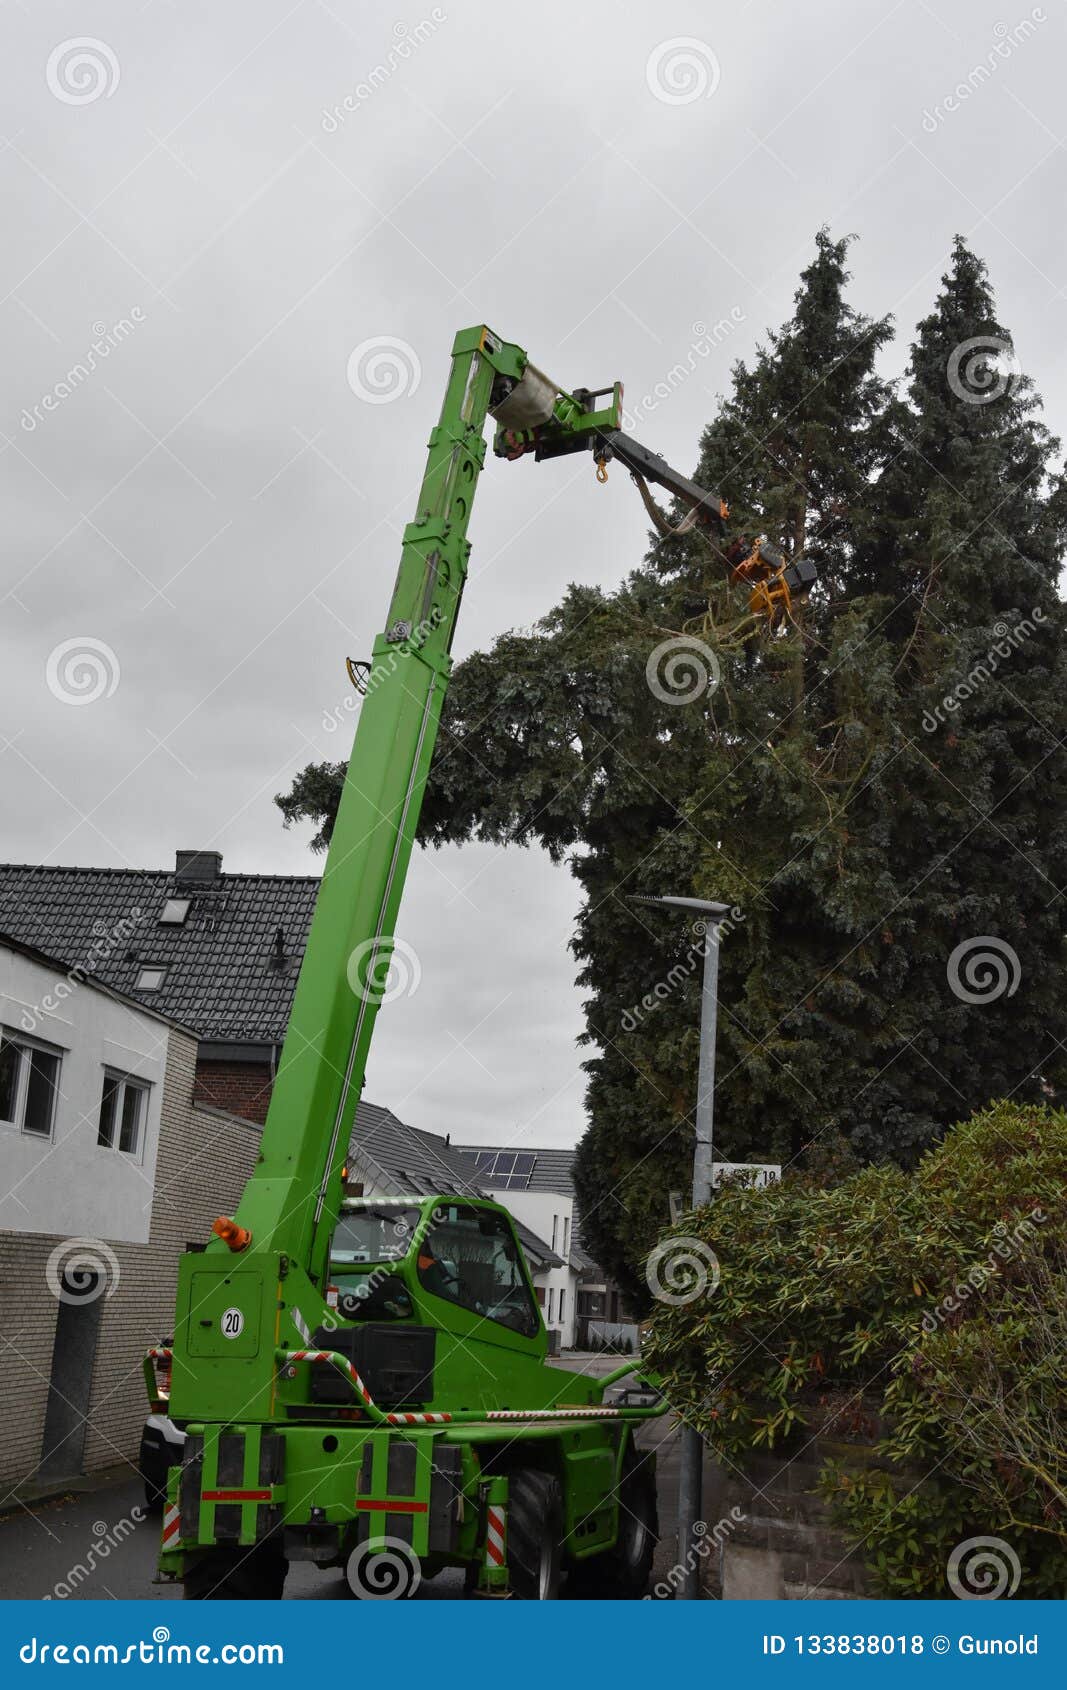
left=0, top=1474, right=468, bottom=1600
left=0, top=1358, right=687, bottom=1602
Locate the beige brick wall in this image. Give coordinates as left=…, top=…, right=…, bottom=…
left=0, top=1027, right=261, bottom=1495
left=0, top=1232, right=59, bottom=1495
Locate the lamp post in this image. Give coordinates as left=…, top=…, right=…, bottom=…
left=630, top=893, right=732, bottom=1600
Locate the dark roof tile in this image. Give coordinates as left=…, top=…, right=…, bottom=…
left=0, top=862, right=318, bottom=1043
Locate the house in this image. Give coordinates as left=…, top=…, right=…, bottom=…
left=345, top=1102, right=570, bottom=1348
left=0, top=934, right=260, bottom=1494
left=0, top=852, right=318, bottom=1124
left=0, top=851, right=629, bottom=1355
left=453, top=1143, right=636, bottom=1350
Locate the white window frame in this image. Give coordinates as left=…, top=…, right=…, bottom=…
left=562, top=1215, right=570, bottom=1258
left=559, top=1287, right=566, bottom=1324
left=548, top=1286, right=556, bottom=1324
left=97, top=1069, right=151, bottom=1159
left=551, top=1213, right=559, bottom=1253
left=0, top=1027, right=63, bottom=1143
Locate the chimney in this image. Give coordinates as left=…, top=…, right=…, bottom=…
left=174, top=849, right=223, bottom=882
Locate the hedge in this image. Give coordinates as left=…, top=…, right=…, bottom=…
left=642, top=1102, right=1067, bottom=1596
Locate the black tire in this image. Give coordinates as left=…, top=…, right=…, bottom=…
left=505, top=1469, right=563, bottom=1600
left=568, top=1446, right=658, bottom=1599
left=139, top=1452, right=169, bottom=1514
left=183, top=1546, right=287, bottom=1600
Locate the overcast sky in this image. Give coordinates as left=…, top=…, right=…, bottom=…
left=2, top=0, right=1064, bottom=1149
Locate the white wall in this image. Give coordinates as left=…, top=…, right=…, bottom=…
left=0, top=947, right=169, bottom=1243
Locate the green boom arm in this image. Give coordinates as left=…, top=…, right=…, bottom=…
left=221, top=327, right=619, bottom=1288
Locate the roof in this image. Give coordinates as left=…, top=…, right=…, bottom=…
left=0, top=929, right=198, bottom=1036
left=348, top=1102, right=564, bottom=1269
left=452, top=1142, right=597, bottom=1274
left=453, top=1143, right=577, bottom=1197
left=0, top=860, right=319, bottom=1044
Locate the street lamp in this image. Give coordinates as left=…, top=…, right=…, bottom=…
left=629, top=893, right=733, bottom=1601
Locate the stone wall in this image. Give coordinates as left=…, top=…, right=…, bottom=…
left=703, top=1409, right=895, bottom=1599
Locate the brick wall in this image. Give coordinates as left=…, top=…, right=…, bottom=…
left=192, top=1058, right=274, bottom=1125
left=0, top=1028, right=262, bottom=1495
left=0, top=1233, right=60, bottom=1497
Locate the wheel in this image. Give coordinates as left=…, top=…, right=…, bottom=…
left=506, top=1469, right=563, bottom=1600
left=567, top=1445, right=658, bottom=1598
left=138, top=1452, right=169, bottom=1514
left=183, top=1546, right=287, bottom=1599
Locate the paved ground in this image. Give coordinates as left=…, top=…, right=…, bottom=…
left=0, top=1355, right=697, bottom=1601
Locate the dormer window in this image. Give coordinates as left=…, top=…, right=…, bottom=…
left=159, top=898, right=191, bottom=925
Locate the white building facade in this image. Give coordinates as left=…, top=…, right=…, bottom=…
left=1, top=941, right=169, bottom=1244
left=0, top=935, right=261, bottom=1494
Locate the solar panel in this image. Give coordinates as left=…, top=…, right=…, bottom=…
left=468, top=1148, right=536, bottom=1188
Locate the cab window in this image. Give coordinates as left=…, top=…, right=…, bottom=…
left=417, top=1205, right=539, bottom=1336
left=331, top=1205, right=420, bottom=1264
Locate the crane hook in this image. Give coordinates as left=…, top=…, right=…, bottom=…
left=595, top=455, right=609, bottom=484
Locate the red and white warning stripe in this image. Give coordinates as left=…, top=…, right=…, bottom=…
left=485, top=1504, right=506, bottom=1568
left=284, top=1350, right=453, bottom=1422
left=161, top=1503, right=181, bottom=1548
left=483, top=1406, right=623, bottom=1420
left=285, top=1349, right=625, bottom=1424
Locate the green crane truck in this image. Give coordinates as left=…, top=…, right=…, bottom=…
left=147, top=327, right=814, bottom=1600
